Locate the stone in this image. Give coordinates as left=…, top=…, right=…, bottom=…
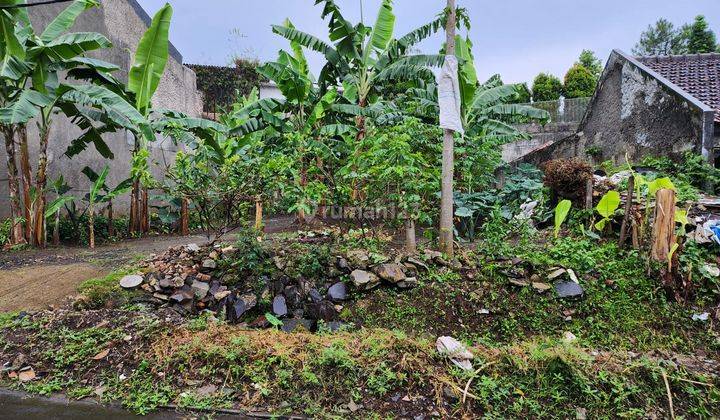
left=531, top=282, right=552, bottom=293
left=555, top=281, right=584, bottom=299
left=508, top=279, right=529, bottom=287
left=201, top=259, right=217, bottom=270
left=281, top=318, right=315, bottom=333
left=397, top=277, right=419, bottom=289
left=424, top=250, right=442, bottom=261
left=347, top=250, right=370, bottom=268
left=547, top=268, right=567, bottom=280
left=350, top=270, right=380, bottom=290
left=406, top=257, right=429, bottom=271
left=191, top=280, right=210, bottom=299
left=374, top=263, right=406, bottom=283
left=273, top=256, right=286, bottom=270
left=169, top=290, right=193, bottom=303
left=562, top=331, right=578, bottom=343
left=436, top=336, right=473, bottom=371
left=186, top=243, right=200, bottom=253
left=158, top=277, right=174, bottom=289
left=336, top=256, right=351, bottom=272
left=196, top=273, right=211, bottom=282
left=309, top=288, right=323, bottom=303
left=153, top=293, right=169, bottom=301
left=119, top=275, right=143, bottom=289
left=327, top=282, right=348, bottom=301
left=305, top=300, right=337, bottom=321
left=214, top=290, right=231, bottom=301
left=284, top=286, right=302, bottom=309
left=195, top=384, right=217, bottom=397
left=273, top=295, right=288, bottom=317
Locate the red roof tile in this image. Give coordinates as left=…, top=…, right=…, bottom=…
left=637, top=53, right=720, bottom=123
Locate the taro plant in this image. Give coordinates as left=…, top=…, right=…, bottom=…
left=554, top=200, right=572, bottom=238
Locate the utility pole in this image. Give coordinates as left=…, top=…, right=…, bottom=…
left=439, top=0, right=456, bottom=258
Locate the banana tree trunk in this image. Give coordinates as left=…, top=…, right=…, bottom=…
left=298, top=163, right=307, bottom=224
left=405, top=218, right=417, bottom=254
left=2, top=125, right=25, bottom=244
left=439, top=0, right=457, bottom=258
left=18, top=125, right=33, bottom=245
left=34, top=123, right=52, bottom=248
left=129, top=178, right=139, bottom=235
left=88, top=200, right=95, bottom=249
left=107, top=199, right=114, bottom=238
left=53, top=208, right=60, bottom=246
left=141, top=188, right=149, bottom=233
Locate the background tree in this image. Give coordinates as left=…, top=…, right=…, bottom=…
left=633, top=18, right=688, bottom=56
left=578, top=49, right=602, bottom=78
left=563, top=64, right=596, bottom=98
left=531, top=73, right=563, bottom=101
left=511, top=83, right=531, bottom=103
left=687, top=15, right=718, bottom=53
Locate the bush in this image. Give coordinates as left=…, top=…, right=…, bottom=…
left=563, top=64, right=596, bottom=98
left=542, top=158, right=593, bottom=201
left=0, top=218, right=11, bottom=247
left=531, top=73, right=563, bottom=102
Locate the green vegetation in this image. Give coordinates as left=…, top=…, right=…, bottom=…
left=531, top=72, right=564, bottom=101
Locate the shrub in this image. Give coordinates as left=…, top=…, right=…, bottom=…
left=542, top=158, right=593, bottom=201
left=531, top=73, right=563, bottom=102
left=563, top=64, right=597, bottom=98
left=0, top=218, right=11, bottom=247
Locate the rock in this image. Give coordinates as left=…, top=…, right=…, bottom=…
left=18, top=367, right=35, bottom=382
left=555, top=281, right=584, bottom=299
left=153, top=293, right=169, bottom=301
left=281, top=318, right=315, bottom=333
left=424, top=250, right=442, bottom=261
left=119, top=275, right=143, bottom=289
left=325, top=321, right=347, bottom=333
left=201, top=259, right=217, bottom=270
left=284, top=286, right=302, bottom=309
left=240, top=294, right=257, bottom=311
left=567, top=269, right=579, bottom=283
left=547, top=268, right=567, bottom=280
left=169, top=290, right=193, bottom=303
left=305, top=300, right=337, bottom=321
left=191, top=280, right=210, bottom=299
left=701, top=263, right=720, bottom=277
left=508, top=279, right=529, bottom=287
left=273, top=295, right=288, bottom=317
left=158, top=277, right=174, bottom=289
left=196, top=273, right=211, bottom=282
left=336, top=256, right=351, bottom=272
left=692, top=312, right=710, bottom=322
left=214, top=290, right=231, bottom=301
left=562, top=331, right=578, bottom=343
left=436, top=336, right=473, bottom=371
left=406, top=257, right=429, bottom=271
left=195, top=384, right=217, bottom=397
left=347, top=250, right=370, bottom=268
left=350, top=270, right=380, bottom=291
left=327, top=282, right=348, bottom=301
left=397, top=277, right=419, bottom=289
left=309, top=288, right=323, bottom=303
left=531, top=282, right=552, bottom=293
left=374, top=263, right=406, bottom=283
left=273, top=256, right=286, bottom=270
left=186, top=243, right=200, bottom=253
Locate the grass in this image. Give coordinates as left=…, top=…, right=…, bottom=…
left=76, top=266, right=143, bottom=308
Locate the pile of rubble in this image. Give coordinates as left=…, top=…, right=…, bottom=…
left=119, top=243, right=446, bottom=332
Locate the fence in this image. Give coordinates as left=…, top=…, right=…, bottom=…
left=522, top=97, right=591, bottom=124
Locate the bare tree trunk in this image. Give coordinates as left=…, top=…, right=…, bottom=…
left=439, top=0, right=456, bottom=258
left=405, top=218, right=417, bottom=254
left=34, top=123, right=51, bottom=248
left=107, top=199, right=114, bottom=238
left=18, top=125, right=33, bottom=245
left=618, top=176, right=634, bottom=248
left=584, top=178, right=594, bottom=210
left=254, top=196, right=263, bottom=232
left=129, top=178, right=139, bottom=235
left=651, top=189, right=676, bottom=262
left=88, top=200, right=95, bottom=249
left=3, top=125, right=25, bottom=244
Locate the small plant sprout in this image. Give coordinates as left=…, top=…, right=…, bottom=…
left=594, top=190, right=621, bottom=232
left=554, top=200, right=572, bottom=238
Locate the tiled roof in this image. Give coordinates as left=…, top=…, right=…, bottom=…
left=637, top=53, right=720, bottom=123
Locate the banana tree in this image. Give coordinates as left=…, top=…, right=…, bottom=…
left=271, top=0, right=447, bottom=140
left=46, top=175, right=71, bottom=246
left=82, top=165, right=132, bottom=246
left=125, top=3, right=173, bottom=235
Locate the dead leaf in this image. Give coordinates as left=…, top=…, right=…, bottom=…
left=18, top=368, right=35, bottom=382
left=92, top=349, right=110, bottom=360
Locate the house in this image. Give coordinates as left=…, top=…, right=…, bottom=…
left=0, top=0, right=203, bottom=218
left=520, top=50, right=719, bottom=166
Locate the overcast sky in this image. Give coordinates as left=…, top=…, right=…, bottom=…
left=136, top=0, right=720, bottom=85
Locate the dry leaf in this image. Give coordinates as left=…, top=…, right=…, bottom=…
left=92, top=349, right=110, bottom=360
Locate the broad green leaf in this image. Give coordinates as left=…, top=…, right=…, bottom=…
left=39, top=32, right=112, bottom=60
left=0, top=12, right=23, bottom=59
left=648, top=177, right=675, bottom=196
left=596, top=190, right=621, bottom=219
left=594, top=218, right=607, bottom=231
left=0, top=90, right=53, bottom=124
left=89, top=165, right=109, bottom=201
left=554, top=200, right=572, bottom=238
left=674, top=208, right=688, bottom=226
left=455, top=206, right=473, bottom=218
left=369, top=0, right=395, bottom=52
left=128, top=3, right=173, bottom=113
left=40, top=0, right=99, bottom=43
left=44, top=196, right=74, bottom=219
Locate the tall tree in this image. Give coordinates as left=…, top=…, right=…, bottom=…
left=564, top=64, right=596, bottom=98
left=687, top=15, right=718, bottom=54
left=578, top=49, right=602, bottom=78
left=439, top=0, right=456, bottom=258
left=632, top=18, right=688, bottom=56
left=531, top=73, right=563, bottom=102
